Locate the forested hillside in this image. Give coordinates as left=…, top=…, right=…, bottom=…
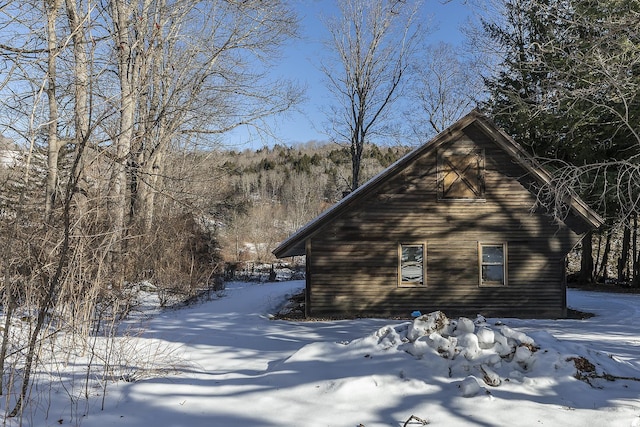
left=215, top=142, right=411, bottom=264
left=0, top=139, right=411, bottom=272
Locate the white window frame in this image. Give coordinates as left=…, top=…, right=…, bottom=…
left=479, top=242, right=508, bottom=287
left=398, top=242, right=426, bottom=288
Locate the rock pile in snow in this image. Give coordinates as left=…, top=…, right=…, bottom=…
left=373, top=311, right=622, bottom=397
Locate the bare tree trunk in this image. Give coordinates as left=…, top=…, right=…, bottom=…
left=634, top=215, right=640, bottom=287
left=579, top=230, right=593, bottom=284
left=350, top=132, right=364, bottom=190
left=0, top=277, right=15, bottom=395
left=135, top=1, right=164, bottom=232
left=109, top=0, right=148, bottom=270
left=139, top=149, right=164, bottom=231
left=593, top=231, right=602, bottom=279
left=63, top=0, right=95, bottom=342
left=12, top=2, right=63, bottom=413
left=65, top=0, right=90, bottom=153
left=596, top=229, right=612, bottom=283
left=618, top=222, right=631, bottom=285
left=45, top=0, right=63, bottom=220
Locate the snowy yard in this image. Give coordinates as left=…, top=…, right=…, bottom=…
left=3, top=280, right=640, bottom=426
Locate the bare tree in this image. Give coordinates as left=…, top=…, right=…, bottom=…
left=409, top=42, right=484, bottom=139
left=0, top=0, right=302, bottom=417
left=282, top=170, right=327, bottom=231
left=322, top=0, right=421, bottom=190
left=44, top=0, right=63, bottom=220
left=106, top=0, right=301, bottom=240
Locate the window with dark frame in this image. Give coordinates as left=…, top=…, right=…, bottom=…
left=479, top=243, right=507, bottom=286
left=438, top=148, right=485, bottom=200
left=399, top=243, right=425, bottom=287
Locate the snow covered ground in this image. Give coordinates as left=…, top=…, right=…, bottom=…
left=3, top=280, right=640, bottom=426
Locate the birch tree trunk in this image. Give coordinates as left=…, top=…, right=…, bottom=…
left=109, top=0, right=149, bottom=268
left=45, top=0, right=63, bottom=220
left=65, top=0, right=90, bottom=154
left=11, top=2, right=63, bottom=414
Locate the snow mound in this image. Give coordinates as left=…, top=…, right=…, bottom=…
left=329, top=311, right=640, bottom=397
left=459, top=375, right=487, bottom=397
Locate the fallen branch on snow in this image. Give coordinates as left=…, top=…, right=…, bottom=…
left=403, top=414, right=429, bottom=426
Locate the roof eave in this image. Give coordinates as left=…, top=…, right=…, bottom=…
left=472, top=115, right=604, bottom=231
left=273, top=240, right=305, bottom=258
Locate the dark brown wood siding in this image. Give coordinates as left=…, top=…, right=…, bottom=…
left=307, top=124, right=581, bottom=318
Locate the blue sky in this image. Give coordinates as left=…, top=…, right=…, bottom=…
left=229, top=0, right=473, bottom=149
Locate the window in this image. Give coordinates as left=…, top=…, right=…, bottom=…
left=438, top=148, right=485, bottom=199
left=399, top=243, right=425, bottom=287
left=479, top=243, right=507, bottom=286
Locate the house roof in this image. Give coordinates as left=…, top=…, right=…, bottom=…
left=273, top=109, right=604, bottom=258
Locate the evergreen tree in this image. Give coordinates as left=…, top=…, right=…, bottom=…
left=481, top=0, right=640, bottom=284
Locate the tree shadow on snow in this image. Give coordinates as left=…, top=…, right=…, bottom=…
left=71, top=289, right=640, bottom=426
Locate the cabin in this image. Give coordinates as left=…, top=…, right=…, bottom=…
left=273, top=110, right=603, bottom=318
